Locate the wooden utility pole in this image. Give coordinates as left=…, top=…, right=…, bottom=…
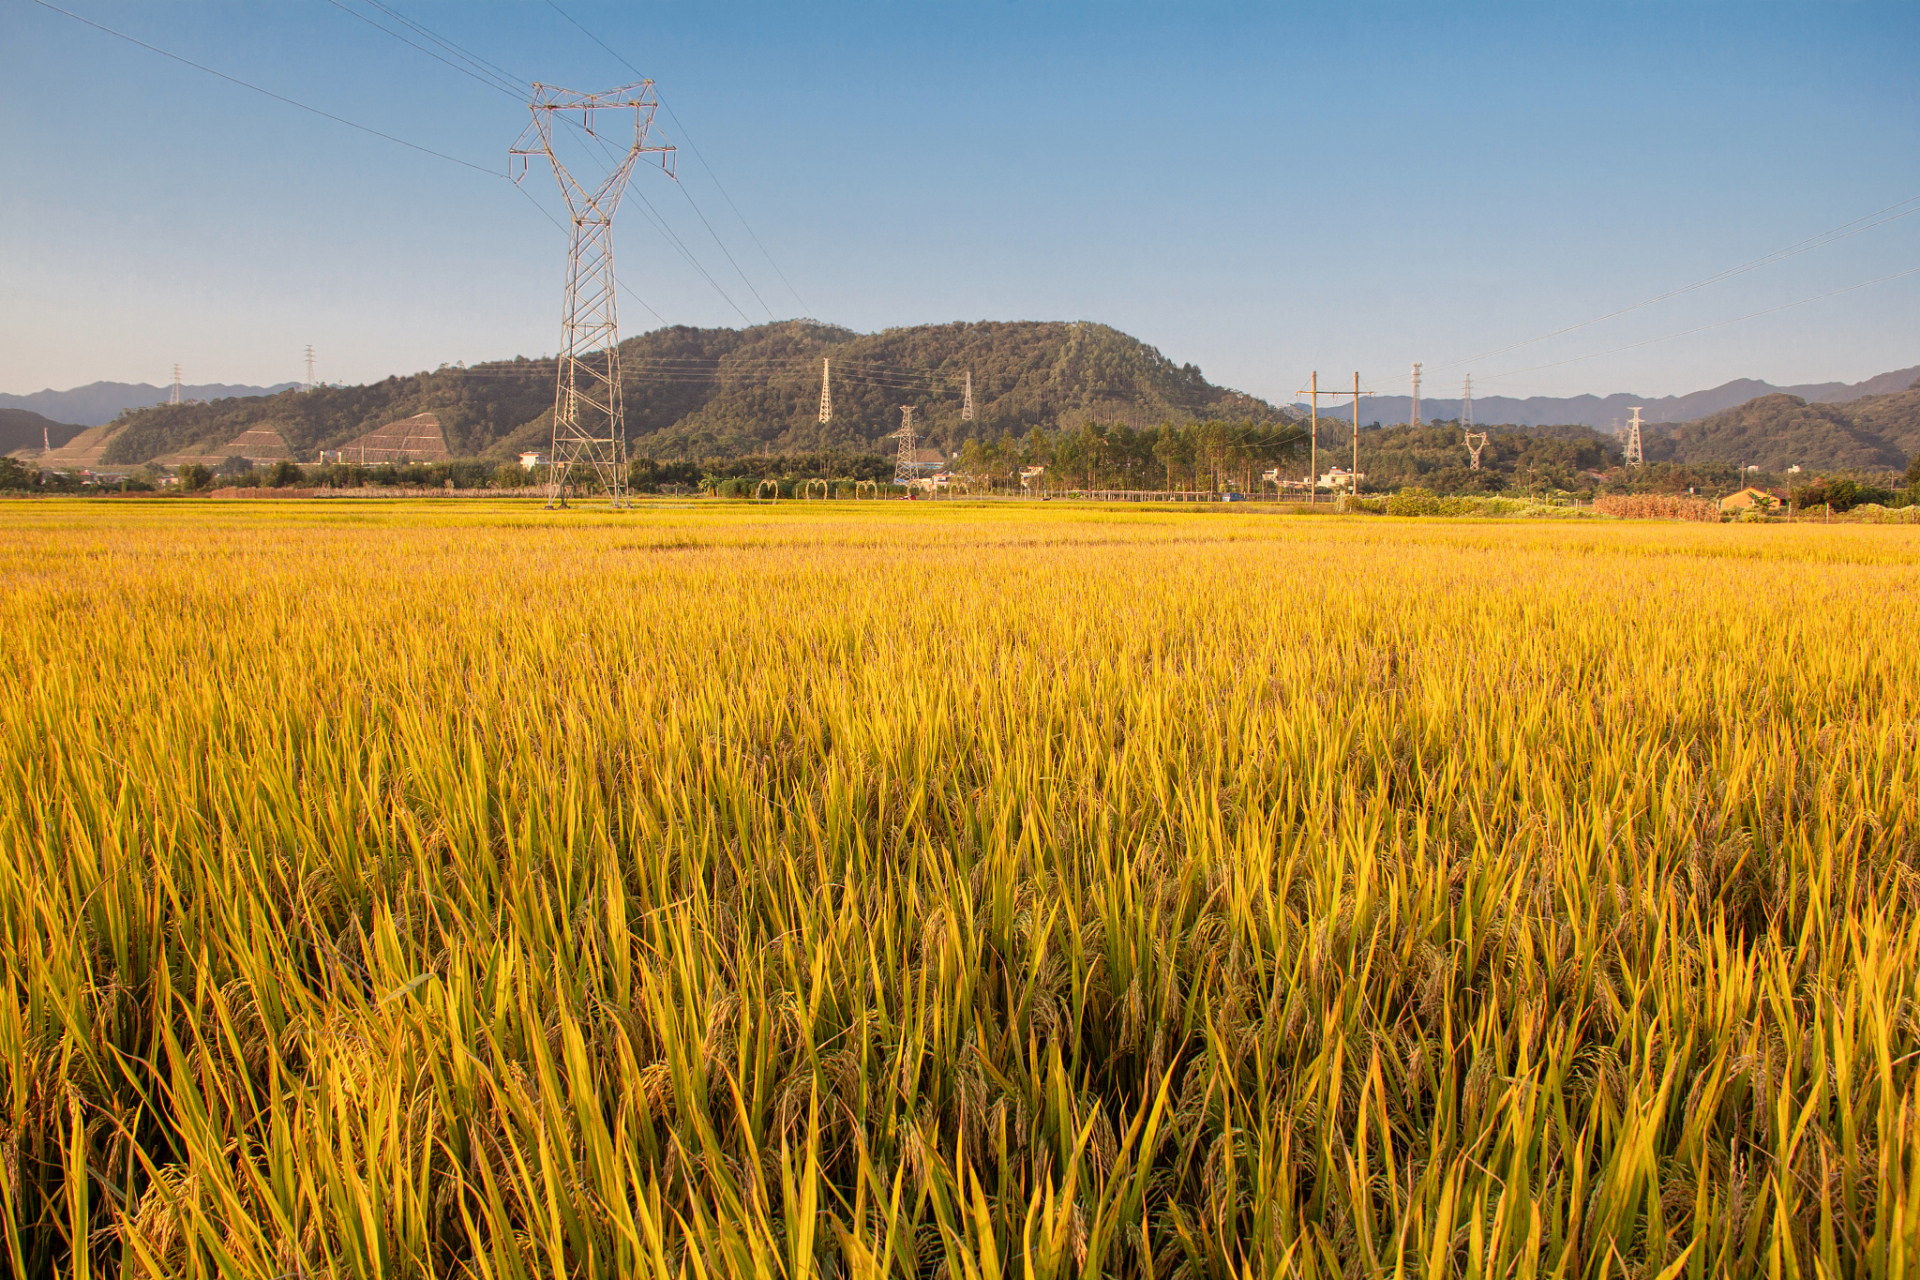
left=1296, top=371, right=1373, bottom=502
left=1352, top=371, right=1362, bottom=494
left=1309, top=371, right=1318, bottom=494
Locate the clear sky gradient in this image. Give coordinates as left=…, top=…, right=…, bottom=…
left=3, top=0, right=1916, bottom=405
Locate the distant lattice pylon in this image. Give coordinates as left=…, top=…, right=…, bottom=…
left=1462, top=373, right=1488, bottom=468
left=892, top=406, right=918, bottom=485
left=1464, top=429, right=1489, bottom=469
left=304, top=345, right=316, bottom=393
left=961, top=370, right=975, bottom=421
left=511, top=81, right=675, bottom=509
left=169, top=364, right=181, bottom=406
left=1625, top=406, right=1645, bottom=467
left=818, top=358, right=832, bottom=423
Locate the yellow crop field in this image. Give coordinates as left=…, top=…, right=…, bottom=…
left=3, top=498, right=1919, bottom=1279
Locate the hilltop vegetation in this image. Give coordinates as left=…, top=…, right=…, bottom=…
left=97, top=321, right=1289, bottom=467
left=1643, top=385, right=1920, bottom=472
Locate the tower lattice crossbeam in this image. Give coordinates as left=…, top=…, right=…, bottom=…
left=1461, top=374, right=1488, bottom=469
left=892, top=406, right=918, bottom=486
left=511, top=81, right=674, bottom=509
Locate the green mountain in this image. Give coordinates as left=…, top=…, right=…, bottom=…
left=1839, top=387, right=1920, bottom=459
left=1646, top=385, right=1920, bottom=472
left=98, top=321, right=1290, bottom=466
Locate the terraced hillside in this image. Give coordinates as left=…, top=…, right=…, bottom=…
left=93, top=320, right=1289, bottom=466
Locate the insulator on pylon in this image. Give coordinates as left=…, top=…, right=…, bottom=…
left=510, top=82, right=675, bottom=509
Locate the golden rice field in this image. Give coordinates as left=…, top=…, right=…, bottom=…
left=3, top=498, right=1919, bottom=1280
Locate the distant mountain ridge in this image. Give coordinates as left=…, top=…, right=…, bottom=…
left=1298, top=366, right=1920, bottom=430
left=0, top=381, right=299, bottom=427
left=18, top=332, right=1918, bottom=472
left=18, top=349, right=1915, bottom=437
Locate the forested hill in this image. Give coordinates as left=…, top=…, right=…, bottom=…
left=1645, top=384, right=1920, bottom=472
left=98, top=321, right=1290, bottom=466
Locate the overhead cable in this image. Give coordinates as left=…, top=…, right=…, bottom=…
left=28, top=0, right=499, bottom=174
left=359, top=0, right=527, bottom=95
left=506, top=182, right=665, bottom=322
left=311, top=0, right=728, bottom=326
left=656, top=98, right=811, bottom=314
left=45, top=0, right=675, bottom=324
left=539, top=0, right=802, bottom=314
left=674, top=179, right=777, bottom=321
left=320, top=0, right=522, bottom=100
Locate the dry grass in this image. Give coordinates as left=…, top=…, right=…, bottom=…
left=2, top=498, right=1918, bottom=1278
left=1590, top=494, right=1723, bottom=521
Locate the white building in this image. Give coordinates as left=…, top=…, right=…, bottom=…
left=519, top=452, right=547, bottom=469
left=1319, top=467, right=1366, bottom=490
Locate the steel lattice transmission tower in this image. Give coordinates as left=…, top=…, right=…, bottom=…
left=1461, top=374, right=1488, bottom=469
left=1625, top=406, right=1645, bottom=467
left=891, top=406, right=918, bottom=485
left=818, top=358, right=832, bottom=423
left=304, top=345, right=316, bottom=393
left=1410, top=361, right=1422, bottom=427
left=961, top=370, right=975, bottom=421
left=169, top=364, right=182, bottom=406
left=512, top=82, right=674, bottom=509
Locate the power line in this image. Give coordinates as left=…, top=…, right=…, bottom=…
left=624, top=185, right=754, bottom=323
left=511, top=82, right=670, bottom=508
left=30, top=0, right=500, bottom=174
left=659, top=100, right=810, bottom=314
left=319, top=0, right=522, bottom=101
left=538, top=0, right=804, bottom=313
left=309, top=0, right=715, bottom=328
left=1478, top=265, right=1920, bottom=384
left=359, top=0, right=526, bottom=94
left=673, top=178, right=776, bottom=321
left=426, top=359, right=967, bottom=393
left=1429, top=191, right=1920, bottom=374
left=507, top=180, right=665, bottom=322
left=539, top=0, right=639, bottom=79
left=45, top=0, right=682, bottom=329
left=531, top=88, right=756, bottom=325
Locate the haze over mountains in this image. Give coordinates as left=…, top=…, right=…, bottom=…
left=1314, top=366, right=1920, bottom=430
left=0, top=381, right=298, bottom=427
left=6, top=322, right=1916, bottom=473
left=12, top=346, right=1917, bottom=437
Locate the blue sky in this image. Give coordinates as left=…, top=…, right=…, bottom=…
left=2, top=0, right=1915, bottom=405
